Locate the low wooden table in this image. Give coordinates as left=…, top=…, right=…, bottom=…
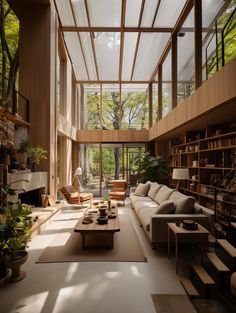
left=167, top=222, right=209, bottom=274
left=74, top=202, right=120, bottom=249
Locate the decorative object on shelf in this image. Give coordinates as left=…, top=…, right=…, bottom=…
left=172, top=168, right=189, bottom=189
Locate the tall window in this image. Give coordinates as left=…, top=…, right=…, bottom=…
left=84, top=84, right=101, bottom=130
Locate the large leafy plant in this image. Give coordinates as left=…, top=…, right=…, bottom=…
left=134, top=152, right=170, bottom=184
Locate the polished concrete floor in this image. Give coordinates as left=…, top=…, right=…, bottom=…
left=0, top=200, right=186, bottom=313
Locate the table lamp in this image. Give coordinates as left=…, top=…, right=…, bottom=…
left=172, top=168, right=189, bottom=189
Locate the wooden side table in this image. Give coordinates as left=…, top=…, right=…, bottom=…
left=167, top=222, right=209, bottom=274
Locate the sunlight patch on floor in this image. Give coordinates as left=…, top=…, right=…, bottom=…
left=10, top=291, right=49, bottom=313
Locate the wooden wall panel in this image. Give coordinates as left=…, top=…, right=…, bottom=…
left=77, top=129, right=148, bottom=143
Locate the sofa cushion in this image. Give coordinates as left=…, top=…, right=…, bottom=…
left=138, top=206, right=158, bottom=231
left=169, top=190, right=185, bottom=200
left=154, top=185, right=175, bottom=204
left=134, top=182, right=150, bottom=196
left=155, top=200, right=175, bottom=214
left=148, top=182, right=162, bottom=200
left=174, top=196, right=196, bottom=214
left=132, top=197, right=158, bottom=215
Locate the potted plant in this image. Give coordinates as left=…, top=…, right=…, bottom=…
left=28, top=146, right=47, bottom=171
left=134, top=152, right=170, bottom=185
left=17, top=138, right=32, bottom=169
left=0, top=181, right=32, bottom=283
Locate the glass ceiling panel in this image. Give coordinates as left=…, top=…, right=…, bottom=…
left=133, top=33, right=170, bottom=81
left=80, top=32, right=97, bottom=80
left=122, top=33, right=138, bottom=81
left=64, top=32, right=88, bottom=81
left=202, top=0, right=225, bottom=28
left=141, top=0, right=158, bottom=27
left=87, top=0, right=122, bottom=27
left=125, top=0, right=142, bottom=27
left=94, top=32, right=120, bottom=81
left=55, top=0, right=75, bottom=26
left=71, top=0, right=89, bottom=26
left=154, top=0, right=187, bottom=27
left=121, top=83, right=148, bottom=92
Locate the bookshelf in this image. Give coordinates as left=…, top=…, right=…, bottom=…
left=169, top=126, right=236, bottom=240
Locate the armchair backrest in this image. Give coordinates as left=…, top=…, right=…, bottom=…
left=110, top=180, right=127, bottom=191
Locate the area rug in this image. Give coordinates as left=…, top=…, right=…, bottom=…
left=151, top=294, right=198, bottom=313
left=36, top=209, right=147, bottom=263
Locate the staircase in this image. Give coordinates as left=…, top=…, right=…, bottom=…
left=179, top=238, right=236, bottom=310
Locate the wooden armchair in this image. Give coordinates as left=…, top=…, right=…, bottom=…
left=61, top=185, right=93, bottom=205
left=108, top=180, right=127, bottom=204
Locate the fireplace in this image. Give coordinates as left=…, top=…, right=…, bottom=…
left=19, top=187, right=46, bottom=207
left=7, top=171, right=48, bottom=206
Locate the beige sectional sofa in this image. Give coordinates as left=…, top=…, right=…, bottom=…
left=130, top=182, right=214, bottom=247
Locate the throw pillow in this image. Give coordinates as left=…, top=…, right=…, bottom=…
left=148, top=183, right=162, bottom=200
left=154, top=185, right=174, bottom=204
left=155, top=200, right=175, bottom=214
left=174, top=196, right=196, bottom=214
left=134, top=182, right=150, bottom=197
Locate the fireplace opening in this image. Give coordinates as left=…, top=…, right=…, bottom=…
left=19, top=187, right=45, bottom=207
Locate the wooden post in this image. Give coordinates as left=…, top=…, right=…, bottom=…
left=148, top=83, right=153, bottom=128
left=157, top=65, right=162, bottom=121
left=171, top=35, right=177, bottom=109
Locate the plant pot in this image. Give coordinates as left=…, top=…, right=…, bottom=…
left=5, top=250, right=28, bottom=283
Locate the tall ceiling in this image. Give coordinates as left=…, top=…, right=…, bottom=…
left=54, top=0, right=227, bottom=84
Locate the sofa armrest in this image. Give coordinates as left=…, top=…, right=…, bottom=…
left=150, top=214, right=209, bottom=244
left=195, top=203, right=215, bottom=234
left=130, top=187, right=137, bottom=194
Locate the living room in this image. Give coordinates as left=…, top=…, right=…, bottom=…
left=1, top=0, right=236, bottom=312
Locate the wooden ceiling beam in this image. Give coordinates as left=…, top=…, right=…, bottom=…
left=76, top=80, right=150, bottom=84
left=61, top=26, right=173, bottom=33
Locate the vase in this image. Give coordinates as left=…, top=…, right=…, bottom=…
left=5, top=250, right=28, bottom=283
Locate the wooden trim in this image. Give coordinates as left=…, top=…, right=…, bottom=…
left=151, top=0, right=161, bottom=27
left=84, top=0, right=99, bottom=81
left=119, top=0, right=126, bottom=83
left=194, top=0, right=202, bottom=89
left=99, top=143, right=102, bottom=196
left=76, top=80, right=151, bottom=84
left=148, top=83, right=153, bottom=128
left=171, top=35, right=177, bottom=109
left=157, top=65, right=162, bottom=121
left=100, top=83, right=102, bottom=129
left=61, top=26, right=173, bottom=33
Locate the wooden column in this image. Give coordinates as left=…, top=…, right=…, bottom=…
left=171, top=35, right=177, bottom=109
left=148, top=83, right=153, bottom=128
left=157, top=65, right=162, bottom=121
left=194, top=0, right=202, bottom=89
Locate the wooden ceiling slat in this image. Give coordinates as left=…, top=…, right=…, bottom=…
left=61, top=26, right=173, bottom=33
left=76, top=80, right=150, bottom=84
left=151, top=0, right=161, bottom=28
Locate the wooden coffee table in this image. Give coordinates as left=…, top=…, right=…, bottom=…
left=74, top=203, right=120, bottom=249
left=167, top=222, right=209, bottom=274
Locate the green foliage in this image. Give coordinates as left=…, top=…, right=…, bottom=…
left=134, top=152, right=170, bottom=184
left=0, top=181, right=32, bottom=260
left=28, top=146, right=47, bottom=165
